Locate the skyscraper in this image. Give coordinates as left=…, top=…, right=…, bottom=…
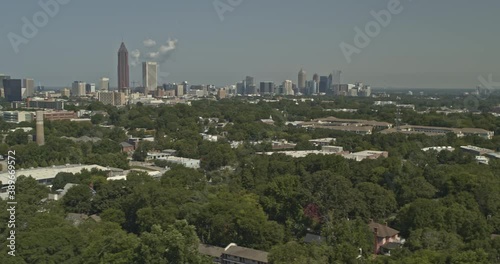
left=3, top=79, right=22, bottom=102
left=85, top=83, right=96, bottom=94
left=142, top=62, right=158, bottom=94
left=100, top=77, right=110, bottom=91
left=118, top=42, right=129, bottom=92
left=22, top=78, right=35, bottom=98
left=0, top=74, right=11, bottom=98
left=313, top=73, right=319, bottom=84
left=245, top=76, right=256, bottom=95
left=333, top=70, right=342, bottom=86
left=245, top=76, right=254, bottom=87
left=71, top=81, right=86, bottom=97
left=282, top=80, right=294, bottom=95
left=298, top=69, right=307, bottom=92
left=319, top=76, right=328, bottom=93
left=306, top=80, right=318, bottom=95
left=327, top=74, right=334, bottom=95
left=236, top=81, right=246, bottom=95
left=260, top=82, right=275, bottom=95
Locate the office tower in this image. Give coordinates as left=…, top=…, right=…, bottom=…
left=333, top=70, right=342, bottom=86
left=328, top=73, right=333, bottom=91
left=35, top=111, right=45, bottom=145
left=328, top=70, right=342, bottom=95
left=245, top=76, right=254, bottom=88
left=260, top=82, right=275, bottom=95
left=114, top=92, right=126, bottom=105
left=0, top=74, right=10, bottom=98
left=100, top=77, right=110, bottom=91
left=246, top=85, right=257, bottom=95
left=98, top=91, right=126, bottom=106
left=142, top=62, right=158, bottom=94
left=61, top=88, right=71, bottom=97
left=313, top=73, right=319, bottom=84
left=298, top=69, right=307, bottom=92
left=182, top=81, right=189, bottom=94
left=236, top=81, right=246, bottom=95
left=245, top=76, right=256, bottom=95
left=3, top=79, right=23, bottom=102
left=319, top=76, right=328, bottom=93
left=175, top=84, right=184, bottom=97
left=85, top=83, right=96, bottom=94
left=118, top=42, right=129, bottom=92
left=71, top=81, right=86, bottom=97
left=217, top=88, right=227, bottom=99
left=282, top=80, right=293, bottom=95
left=98, top=92, right=114, bottom=105
left=22, top=78, right=35, bottom=98
left=306, top=80, right=318, bottom=95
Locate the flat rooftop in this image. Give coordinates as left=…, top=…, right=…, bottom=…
left=0, top=164, right=112, bottom=185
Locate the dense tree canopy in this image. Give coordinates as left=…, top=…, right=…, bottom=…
left=1, top=96, right=500, bottom=263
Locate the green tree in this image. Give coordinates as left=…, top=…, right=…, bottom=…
left=63, top=184, right=94, bottom=214
left=138, top=221, right=210, bottom=264
left=5, top=129, right=30, bottom=146
left=81, top=222, right=139, bottom=264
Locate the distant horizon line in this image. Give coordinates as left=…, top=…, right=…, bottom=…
left=37, top=86, right=477, bottom=91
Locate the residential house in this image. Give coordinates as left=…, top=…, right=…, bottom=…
left=368, top=220, right=404, bottom=255
left=120, top=142, right=135, bottom=153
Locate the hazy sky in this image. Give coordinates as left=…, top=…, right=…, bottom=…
left=1, top=0, right=499, bottom=88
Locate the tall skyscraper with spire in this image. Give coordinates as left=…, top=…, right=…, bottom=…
left=118, top=42, right=129, bottom=92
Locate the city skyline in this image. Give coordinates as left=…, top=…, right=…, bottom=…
left=1, top=0, right=499, bottom=88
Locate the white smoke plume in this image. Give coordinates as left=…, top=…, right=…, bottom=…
left=130, top=38, right=178, bottom=67
left=143, top=39, right=156, bottom=47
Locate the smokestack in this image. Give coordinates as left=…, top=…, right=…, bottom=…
left=36, top=111, right=45, bottom=146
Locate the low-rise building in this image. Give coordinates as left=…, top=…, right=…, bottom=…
left=486, top=152, right=500, bottom=160
left=0, top=164, right=120, bottom=195
left=1, top=111, right=34, bottom=123
left=310, top=125, right=374, bottom=135
left=199, top=243, right=269, bottom=264
left=422, top=146, right=455, bottom=152
left=160, top=156, right=201, bottom=169
left=120, top=142, right=135, bottom=153
left=201, top=133, right=219, bottom=142
left=27, top=98, right=66, bottom=110
left=309, top=117, right=392, bottom=130
left=309, top=138, right=336, bottom=146
left=128, top=136, right=155, bottom=149
left=48, top=183, right=78, bottom=201
left=381, top=125, right=494, bottom=139
left=261, top=116, right=275, bottom=125
left=43, top=111, right=77, bottom=121
left=344, top=151, right=389, bottom=161
left=321, top=145, right=344, bottom=153
left=460, top=145, right=495, bottom=156
left=272, top=140, right=296, bottom=150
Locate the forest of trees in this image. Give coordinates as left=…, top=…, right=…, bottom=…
left=0, top=96, right=499, bottom=263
